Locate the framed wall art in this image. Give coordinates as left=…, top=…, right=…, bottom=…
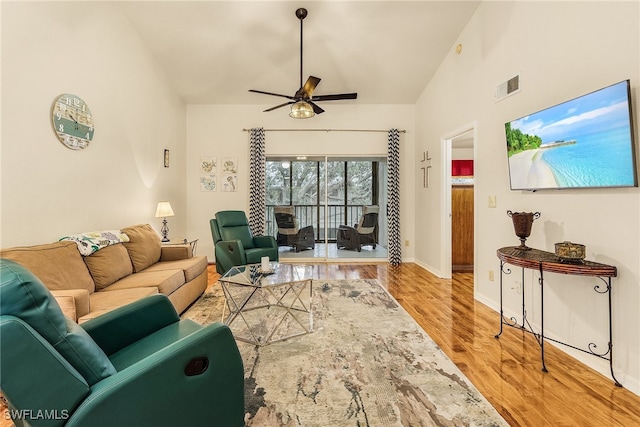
left=199, top=156, right=217, bottom=191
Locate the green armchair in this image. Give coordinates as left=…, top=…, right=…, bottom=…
left=0, top=259, right=245, bottom=427
left=210, top=210, right=278, bottom=274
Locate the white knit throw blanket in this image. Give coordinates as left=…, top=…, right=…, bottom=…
left=60, top=230, right=130, bottom=256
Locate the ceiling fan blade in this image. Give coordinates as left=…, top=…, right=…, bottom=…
left=311, top=93, right=358, bottom=102
left=295, top=76, right=321, bottom=98
left=249, top=89, right=296, bottom=100
left=264, top=101, right=294, bottom=112
left=308, top=101, right=325, bottom=115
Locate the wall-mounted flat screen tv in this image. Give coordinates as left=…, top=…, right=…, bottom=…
left=505, top=80, right=637, bottom=190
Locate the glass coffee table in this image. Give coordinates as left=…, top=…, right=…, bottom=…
left=219, top=262, right=314, bottom=346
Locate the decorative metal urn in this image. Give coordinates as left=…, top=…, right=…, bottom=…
left=507, top=210, right=541, bottom=250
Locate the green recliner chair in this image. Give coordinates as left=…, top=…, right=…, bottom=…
left=210, top=210, right=278, bottom=274
left=0, top=258, right=245, bottom=427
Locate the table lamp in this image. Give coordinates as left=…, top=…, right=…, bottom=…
left=155, top=201, right=175, bottom=242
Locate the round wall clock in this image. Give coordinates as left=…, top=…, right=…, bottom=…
left=51, top=94, right=95, bottom=150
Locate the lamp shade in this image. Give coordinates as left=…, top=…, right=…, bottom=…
left=289, top=101, right=315, bottom=119
left=155, top=201, right=174, bottom=218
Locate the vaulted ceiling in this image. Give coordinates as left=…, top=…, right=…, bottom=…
left=120, top=1, right=481, bottom=106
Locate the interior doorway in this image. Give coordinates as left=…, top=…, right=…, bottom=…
left=450, top=132, right=475, bottom=272
left=441, top=126, right=476, bottom=279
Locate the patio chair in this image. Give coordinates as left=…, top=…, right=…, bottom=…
left=274, top=206, right=315, bottom=252
left=336, top=205, right=379, bottom=252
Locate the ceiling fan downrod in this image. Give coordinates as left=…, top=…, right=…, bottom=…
left=296, top=8, right=307, bottom=92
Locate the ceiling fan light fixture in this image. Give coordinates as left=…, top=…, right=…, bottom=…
left=289, top=100, right=315, bottom=119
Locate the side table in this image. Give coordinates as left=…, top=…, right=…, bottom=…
left=163, top=238, right=199, bottom=256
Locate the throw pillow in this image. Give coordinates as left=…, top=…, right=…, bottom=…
left=84, top=244, right=134, bottom=290
left=121, top=224, right=162, bottom=272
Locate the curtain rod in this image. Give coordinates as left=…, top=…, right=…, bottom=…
left=242, top=128, right=406, bottom=133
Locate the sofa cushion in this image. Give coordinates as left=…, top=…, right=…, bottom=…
left=102, top=269, right=185, bottom=296
left=50, top=289, right=91, bottom=322
left=52, top=293, right=78, bottom=321
left=0, top=259, right=116, bottom=385
left=0, top=241, right=95, bottom=293
left=84, top=244, right=134, bottom=290
left=121, top=224, right=162, bottom=273
left=143, top=256, right=208, bottom=283
left=80, top=287, right=159, bottom=323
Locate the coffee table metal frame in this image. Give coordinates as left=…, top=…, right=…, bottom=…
left=219, top=262, right=313, bottom=346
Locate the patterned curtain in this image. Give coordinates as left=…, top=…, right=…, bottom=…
left=387, top=129, right=402, bottom=265
left=248, top=128, right=266, bottom=235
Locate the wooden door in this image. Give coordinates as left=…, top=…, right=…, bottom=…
left=452, top=185, right=474, bottom=272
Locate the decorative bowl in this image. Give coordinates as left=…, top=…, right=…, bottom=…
left=554, top=241, right=586, bottom=261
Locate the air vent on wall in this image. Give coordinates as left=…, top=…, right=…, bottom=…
left=495, top=73, right=521, bottom=101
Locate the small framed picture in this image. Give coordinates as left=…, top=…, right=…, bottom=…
left=164, top=149, right=170, bottom=168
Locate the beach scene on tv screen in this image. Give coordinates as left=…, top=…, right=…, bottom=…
left=506, top=81, right=636, bottom=189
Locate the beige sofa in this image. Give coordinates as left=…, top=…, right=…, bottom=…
left=0, top=224, right=208, bottom=323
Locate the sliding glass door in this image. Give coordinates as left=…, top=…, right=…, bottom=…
left=265, top=156, right=387, bottom=260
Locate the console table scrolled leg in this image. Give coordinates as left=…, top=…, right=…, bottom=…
left=521, top=267, right=526, bottom=328
left=495, top=260, right=505, bottom=339
left=607, top=278, right=622, bottom=387
left=539, top=264, right=548, bottom=373
left=609, top=342, right=622, bottom=387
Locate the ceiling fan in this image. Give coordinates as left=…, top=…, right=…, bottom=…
left=249, top=8, right=358, bottom=118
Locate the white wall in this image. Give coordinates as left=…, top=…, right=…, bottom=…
left=0, top=2, right=187, bottom=246
left=415, top=1, right=640, bottom=394
left=186, top=104, right=415, bottom=263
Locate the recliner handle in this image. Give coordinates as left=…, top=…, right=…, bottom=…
left=184, top=356, right=209, bottom=376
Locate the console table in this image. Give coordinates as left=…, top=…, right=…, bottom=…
left=495, top=246, right=621, bottom=386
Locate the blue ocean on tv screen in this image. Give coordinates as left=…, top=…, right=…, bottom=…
left=509, top=80, right=637, bottom=189
left=542, top=127, right=635, bottom=187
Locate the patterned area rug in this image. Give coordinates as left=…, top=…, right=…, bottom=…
left=182, top=279, right=507, bottom=427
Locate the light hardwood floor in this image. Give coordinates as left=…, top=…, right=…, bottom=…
left=3, top=262, right=639, bottom=426
left=220, top=262, right=638, bottom=427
